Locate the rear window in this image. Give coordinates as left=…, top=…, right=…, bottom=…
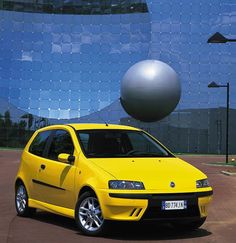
left=29, top=130, right=51, bottom=157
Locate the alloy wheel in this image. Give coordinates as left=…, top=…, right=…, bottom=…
left=78, top=196, right=104, bottom=232
left=16, top=184, right=27, bottom=213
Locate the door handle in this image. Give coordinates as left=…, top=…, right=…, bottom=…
left=40, top=164, right=46, bottom=170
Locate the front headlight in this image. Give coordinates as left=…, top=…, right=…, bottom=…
left=108, top=180, right=145, bottom=190
left=196, top=179, right=210, bottom=188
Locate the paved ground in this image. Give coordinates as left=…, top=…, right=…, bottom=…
left=1, top=150, right=236, bottom=243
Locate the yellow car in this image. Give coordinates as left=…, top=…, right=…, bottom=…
left=15, top=124, right=213, bottom=236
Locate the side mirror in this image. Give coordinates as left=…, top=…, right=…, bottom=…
left=58, top=153, right=75, bottom=164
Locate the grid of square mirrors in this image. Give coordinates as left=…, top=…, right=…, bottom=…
left=0, top=3, right=151, bottom=119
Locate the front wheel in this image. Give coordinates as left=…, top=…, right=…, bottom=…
left=15, top=183, right=35, bottom=217
left=75, top=191, right=107, bottom=236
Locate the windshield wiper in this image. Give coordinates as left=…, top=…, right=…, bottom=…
left=87, top=152, right=125, bottom=158
left=126, top=150, right=170, bottom=157
left=87, top=151, right=171, bottom=158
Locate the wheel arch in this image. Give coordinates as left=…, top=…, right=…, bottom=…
left=78, top=185, right=96, bottom=199
left=15, top=177, right=25, bottom=191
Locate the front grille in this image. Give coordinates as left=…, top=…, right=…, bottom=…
left=142, top=193, right=200, bottom=220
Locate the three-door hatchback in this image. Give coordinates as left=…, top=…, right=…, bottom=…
left=15, top=124, right=213, bottom=236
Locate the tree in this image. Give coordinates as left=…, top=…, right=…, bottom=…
left=4, top=110, right=12, bottom=128
left=21, top=113, right=34, bottom=130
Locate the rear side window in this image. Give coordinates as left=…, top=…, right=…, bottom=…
left=47, top=130, right=74, bottom=161
left=79, top=133, right=89, bottom=151
left=29, top=131, right=51, bottom=157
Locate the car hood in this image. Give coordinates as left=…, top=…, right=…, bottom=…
left=89, top=157, right=207, bottom=192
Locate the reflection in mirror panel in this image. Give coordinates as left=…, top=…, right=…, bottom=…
left=0, top=0, right=148, bottom=14
left=0, top=7, right=151, bottom=119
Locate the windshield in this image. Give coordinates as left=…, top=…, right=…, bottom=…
left=76, top=129, right=174, bottom=158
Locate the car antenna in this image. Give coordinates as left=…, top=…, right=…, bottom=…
left=96, top=112, right=109, bottom=126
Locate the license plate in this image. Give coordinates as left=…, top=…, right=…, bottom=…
left=162, top=200, right=187, bottom=210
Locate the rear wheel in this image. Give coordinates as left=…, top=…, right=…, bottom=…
left=15, top=183, right=35, bottom=217
left=75, top=191, right=107, bottom=236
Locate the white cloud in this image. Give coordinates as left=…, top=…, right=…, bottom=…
left=21, top=52, right=32, bottom=61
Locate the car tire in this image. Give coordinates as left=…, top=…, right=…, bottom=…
left=75, top=191, right=107, bottom=236
left=172, top=217, right=206, bottom=231
left=15, top=183, right=36, bottom=217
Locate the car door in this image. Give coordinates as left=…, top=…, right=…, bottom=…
left=27, top=130, right=52, bottom=200
left=35, top=129, right=77, bottom=209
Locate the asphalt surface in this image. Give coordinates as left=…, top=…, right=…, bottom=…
left=1, top=150, right=236, bottom=243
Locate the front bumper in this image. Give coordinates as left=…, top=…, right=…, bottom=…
left=97, top=190, right=213, bottom=221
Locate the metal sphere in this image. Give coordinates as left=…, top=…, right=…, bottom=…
left=120, top=60, right=181, bottom=122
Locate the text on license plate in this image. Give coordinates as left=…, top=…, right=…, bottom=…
left=162, top=200, right=187, bottom=210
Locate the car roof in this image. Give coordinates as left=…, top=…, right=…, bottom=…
left=68, top=123, right=140, bottom=131
left=36, top=123, right=140, bottom=132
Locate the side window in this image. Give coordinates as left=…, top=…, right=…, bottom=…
left=29, top=131, right=51, bottom=157
left=127, top=132, right=168, bottom=155
left=47, top=130, right=74, bottom=161
left=128, top=133, right=149, bottom=151
left=127, top=132, right=152, bottom=152
left=78, top=133, right=89, bottom=151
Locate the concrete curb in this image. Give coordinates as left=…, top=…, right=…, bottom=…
left=221, top=170, right=236, bottom=176
left=203, top=163, right=236, bottom=167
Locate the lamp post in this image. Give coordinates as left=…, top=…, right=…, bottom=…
left=208, top=32, right=236, bottom=43
left=208, top=82, right=230, bottom=163
left=207, top=32, right=235, bottom=163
